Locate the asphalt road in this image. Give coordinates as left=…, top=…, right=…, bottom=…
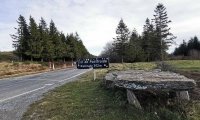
left=0, top=68, right=91, bottom=120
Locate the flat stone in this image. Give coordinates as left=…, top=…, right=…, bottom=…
left=105, top=70, right=196, bottom=91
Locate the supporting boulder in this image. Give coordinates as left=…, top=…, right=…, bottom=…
left=176, top=91, right=190, bottom=100
left=127, top=89, right=142, bottom=109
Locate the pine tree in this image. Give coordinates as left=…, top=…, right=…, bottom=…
left=142, top=18, right=151, bottom=53
left=113, top=19, right=130, bottom=63
left=66, top=33, right=75, bottom=62
left=127, top=30, right=144, bottom=62
left=153, top=3, right=176, bottom=61
left=74, top=32, right=90, bottom=59
left=142, top=18, right=160, bottom=61
left=49, top=20, right=59, bottom=69
left=11, top=15, right=91, bottom=64
left=39, top=17, right=52, bottom=62
left=174, top=40, right=187, bottom=56
left=11, top=15, right=30, bottom=61
left=49, top=20, right=59, bottom=59
left=142, top=18, right=152, bottom=61
left=28, top=16, right=41, bottom=61
left=60, top=33, right=69, bottom=62
left=188, top=36, right=200, bottom=51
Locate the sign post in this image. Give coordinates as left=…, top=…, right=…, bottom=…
left=76, top=58, right=109, bottom=80
left=93, top=69, right=96, bottom=80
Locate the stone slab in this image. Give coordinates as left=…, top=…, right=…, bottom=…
left=105, top=70, right=196, bottom=91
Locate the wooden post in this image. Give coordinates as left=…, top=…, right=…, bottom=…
left=52, top=62, right=55, bottom=70
left=93, top=69, right=96, bottom=81
left=71, top=58, right=74, bottom=67
left=127, top=89, right=142, bottom=109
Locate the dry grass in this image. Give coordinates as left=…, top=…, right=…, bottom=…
left=109, top=62, right=157, bottom=71
left=0, top=62, right=48, bottom=79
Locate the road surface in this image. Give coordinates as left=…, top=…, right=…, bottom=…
left=0, top=68, right=90, bottom=120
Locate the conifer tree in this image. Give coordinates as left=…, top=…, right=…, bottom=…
left=173, top=40, right=187, bottom=56
left=60, top=33, right=69, bottom=62
left=66, top=34, right=74, bottom=61
left=127, top=30, right=144, bottom=62
left=49, top=20, right=59, bottom=69
left=188, top=36, right=200, bottom=51
left=142, top=18, right=160, bottom=61
left=39, top=17, right=52, bottom=62
left=28, top=16, right=41, bottom=61
left=11, top=15, right=91, bottom=64
left=113, top=19, right=130, bottom=63
left=11, top=15, right=30, bottom=61
left=153, top=3, right=176, bottom=61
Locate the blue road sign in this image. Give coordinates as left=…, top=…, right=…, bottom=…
left=77, top=58, right=109, bottom=69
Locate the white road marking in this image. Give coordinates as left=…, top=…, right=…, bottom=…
left=0, top=69, right=91, bottom=103
left=0, top=86, right=46, bottom=103
left=45, top=84, right=53, bottom=86
left=58, top=69, right=92, bottom=83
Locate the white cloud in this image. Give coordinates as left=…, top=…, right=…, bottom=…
left=0, top=22, right=17, bottom=51
left=0, top=0, right=200, bottom=55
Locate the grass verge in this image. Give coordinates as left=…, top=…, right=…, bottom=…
left=22, top=61, right=200, bottom=120
left=166, top=60, right=200, bottom=72
left=23, top=69, right=188, bottom=120
left=0, top=61, right=73, bottom=79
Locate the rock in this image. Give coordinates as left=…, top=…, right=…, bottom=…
left=105, top=70, right=196, bottom=107
left=127, top=89, right=142, bottom=109
left=176, top=91, right=190, bottom=100
left=105, top=70, right=196, bottom=91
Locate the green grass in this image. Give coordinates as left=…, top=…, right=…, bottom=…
left=22, top=61, right=200, bottom=120
left=23, top=70, right=185, bottom=120
left=187, top=102, right=200, bottom=120
left=165, top=60, right=200, bottom=120
left=166, top=60, right=200, bottom=71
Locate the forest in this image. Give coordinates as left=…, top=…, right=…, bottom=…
left=100, top=3, right=199, bottom=62
left=11, top=3, right=199, bottom=64
left=11, top=15, right=91, bottom=62
left=173, top=36, right=200, bottom=59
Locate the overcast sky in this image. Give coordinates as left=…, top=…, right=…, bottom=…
left=0, top=0, right=200, bottom=55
